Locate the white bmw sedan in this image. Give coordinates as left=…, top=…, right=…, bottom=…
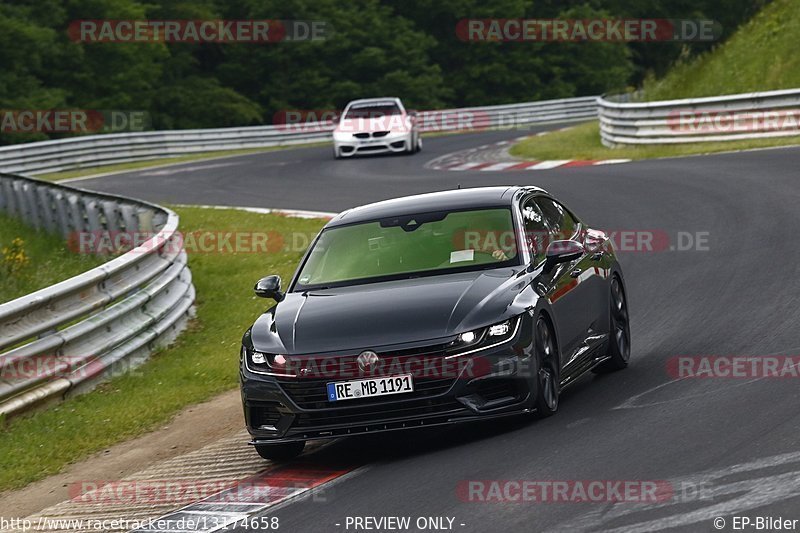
left=332, top=97, right=422, bottom=159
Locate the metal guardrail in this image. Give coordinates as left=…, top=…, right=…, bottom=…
left=0, top=97, right=598, bottom=175
left=0, top=173, right=195, bottom=418
left=598, top=88, right=800, bottom=147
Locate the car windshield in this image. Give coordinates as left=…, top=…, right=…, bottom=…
left=294, top=207, right=519, bottom=290
left=344, top=104, right=401, bottom=119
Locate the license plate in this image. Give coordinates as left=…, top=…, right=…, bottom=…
left=326, top=374, right=414, bottom=402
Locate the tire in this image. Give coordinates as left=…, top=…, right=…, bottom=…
left=533, top=316, right=559, bottom=418
left=405, top=133, right=421, bottom=155
left=254, top=440, right=305, bottom=461
left=593, top=275, right=631, bottom=373
left=333, top=147, right=341, bottom=159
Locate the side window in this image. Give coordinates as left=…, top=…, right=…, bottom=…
left=520, top=197, right=549, bottom=264
left=535, top=197, right=579, bottom=241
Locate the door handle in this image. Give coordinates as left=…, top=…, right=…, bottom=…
left=570, top=268, right=582, bottom=278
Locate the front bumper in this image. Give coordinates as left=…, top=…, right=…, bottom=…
left=240, top=321, right=535, bottom=444
left=333, top=132, right=413, bottom=157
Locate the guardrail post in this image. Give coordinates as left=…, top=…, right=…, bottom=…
left=119, top=204, right=138, bottom=232
left=23, top=181, right=42, bottom=228
left=12, top=180, right=31, bottom=225
left=66, top=192, right=86, bottom=234
left=138, top=208, right=155, bottom=232
left=83, top=198, right=103, bottom=233
left=0, top=178, right=15, bottom=216
left=101, top=200, right=122, bottom=233
left=52, top=190, right=73, bottom=240
left=35, top=185, right=58, bottom=234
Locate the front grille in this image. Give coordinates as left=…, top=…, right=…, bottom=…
left=248, top=401, right=282, bottom=428
left=293, top=396, right=467, bottom=428
left=353, top=132, right=370, bottom=139
left=276, top=344, right=459, bottom=409
left=372, top=131, right=390, bottom=138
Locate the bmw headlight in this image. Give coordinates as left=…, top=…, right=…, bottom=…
left=447, top=316, right=521, bottom=356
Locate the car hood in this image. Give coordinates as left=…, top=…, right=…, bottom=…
left=251, top=268, right=531, bottom=354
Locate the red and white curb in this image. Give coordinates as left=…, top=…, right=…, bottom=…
left=426, top=135, right=631, bottom=171
left=440, top=159, right=631, bottom=171
left=9, top=430, right=361, bottom=533
left=132, top=458, right=360, bottom=533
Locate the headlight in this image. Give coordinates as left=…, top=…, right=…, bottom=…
left=488, top=322, right=510, bottom=337
left=243, top=346, right=293, bottom=376
left=447, top=316, right=520, bottom=357
left=458, top=331, right=478, bottom=344
left=332, top=130, right=351, bottom=141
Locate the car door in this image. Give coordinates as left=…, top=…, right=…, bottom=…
left=532, top=196, right=596, bottom=368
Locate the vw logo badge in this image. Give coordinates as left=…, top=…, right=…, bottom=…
left=357, top=350, right=379, bottom=372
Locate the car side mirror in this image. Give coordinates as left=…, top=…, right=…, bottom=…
left=544, top=240, right=584, bottom=271
left=254, top=275, right=284, bottom=301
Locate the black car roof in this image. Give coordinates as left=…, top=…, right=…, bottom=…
left=327, top=186, right=546, bottom=227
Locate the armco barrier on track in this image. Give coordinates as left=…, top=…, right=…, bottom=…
left=0, top=97, right=598, bottom=175
left=0, top=173, right=195, bottom=418
left=598, top=88, right=800, bottom=147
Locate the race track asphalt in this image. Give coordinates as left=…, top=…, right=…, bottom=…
left=71, top=125, right=800, bottom=532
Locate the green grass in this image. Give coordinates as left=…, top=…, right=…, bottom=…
left=0, top=214, right=108, bottom=304
left=0, top=207, right=326, bottom=492
left=509, top=122, right=800, bottom=161
left=643, top=0, right=800, bottom=100
left=39, top=143, right=330, bottom=182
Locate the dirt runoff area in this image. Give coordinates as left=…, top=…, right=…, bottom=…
left=0, top=389, right=245, bottom=519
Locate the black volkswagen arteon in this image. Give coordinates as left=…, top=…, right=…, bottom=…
left=240, top=186, right=630, bottom=460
